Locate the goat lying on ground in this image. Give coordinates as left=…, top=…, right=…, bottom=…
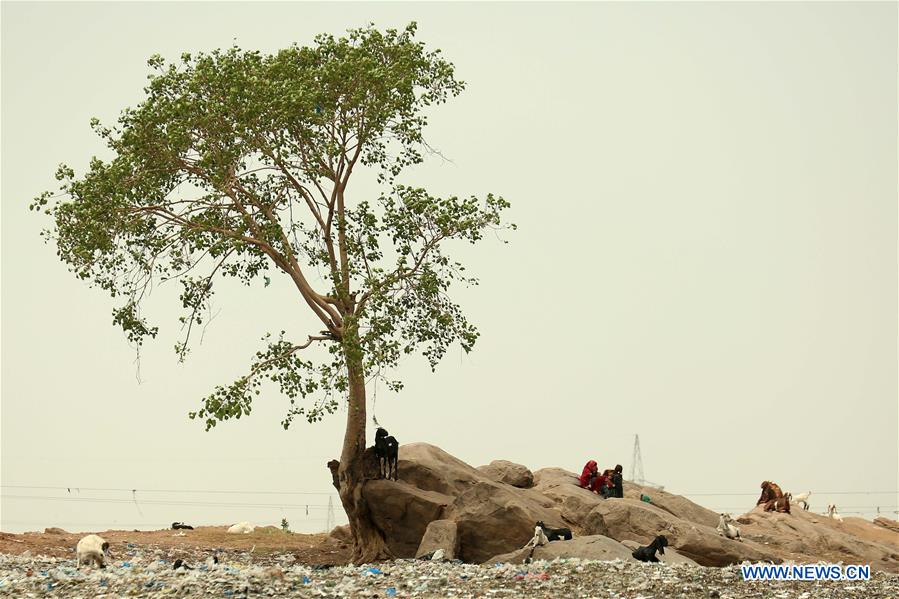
left=526, top=525, right=549, bottom=548
left=171, top=522, right=194, bottom=530
left=827, top=504, right=844, bottom=522
left=536, top=520, right=572, bottom=541
left=632, top=535, right=668, bottom=562
left=76, top=534, right=110, bottom=569
left=716, top=513, right=743, bottom=541
left=521, top=524, right=550, bottom=564
left=790, top=491, right=811, bottom=511
left=374, top=427, right=399, bottom=481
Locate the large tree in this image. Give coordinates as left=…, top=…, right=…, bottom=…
left=32, top=24, right=512, bottom=562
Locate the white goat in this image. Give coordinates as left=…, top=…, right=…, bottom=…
left=716, top=513, right=743, bottom=541
left=791, top=491, right=811, bottom=511
left=76, top=534, right=110, bottom=568
left=525, top=525, right=549, bottom=548
left=826, top=504, right=843, bottom=522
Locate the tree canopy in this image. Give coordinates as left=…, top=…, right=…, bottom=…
left=33, top=23, right=514, bottom=433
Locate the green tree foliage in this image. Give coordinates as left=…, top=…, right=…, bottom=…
left=32, top=24, right=513, bottom=434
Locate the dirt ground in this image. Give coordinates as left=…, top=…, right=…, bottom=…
left=0, top=525, right=353, bottom=566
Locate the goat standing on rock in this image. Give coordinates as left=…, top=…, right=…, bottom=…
left=791, top=491, right=811, bottom=511
left=374, top=427, right=399, bottom=481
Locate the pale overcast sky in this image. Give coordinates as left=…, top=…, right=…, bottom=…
left=2, top=2, right=896, bottom=534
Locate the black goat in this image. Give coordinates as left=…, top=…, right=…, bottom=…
left=632, top=535, right=668, bottom=562
left=171, top=522, right=194, bottom=530
left=536, top=520, right=572, bottom=541
left=374, top=427, right=399, bottom=481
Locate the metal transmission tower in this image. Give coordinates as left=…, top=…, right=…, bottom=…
left=630, top=434, right=665, bottom=491
left=325, top=496, right=335, bottom=532
left=630, top=434, right=645, bottom=485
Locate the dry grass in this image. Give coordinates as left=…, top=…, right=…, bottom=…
left=0, top=525, right=353, bottom=565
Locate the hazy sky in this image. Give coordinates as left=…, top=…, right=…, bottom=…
left=2, top=2, right=896, bottom=534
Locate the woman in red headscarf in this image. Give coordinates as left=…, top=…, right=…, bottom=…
left=579, top=460, right=599, bottom=490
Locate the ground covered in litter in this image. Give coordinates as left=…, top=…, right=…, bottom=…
left=1, top=550, right=897, bottom=598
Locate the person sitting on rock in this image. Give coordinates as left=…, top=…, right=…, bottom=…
left=578, top=460, right=599, bottom=491
left=756, top=480, right=784, bottom=506
left=611, top=464, right=624, bottom=498
left=599, top=469, right=616, bottom=498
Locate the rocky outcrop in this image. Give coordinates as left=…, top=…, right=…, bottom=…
left=874, top=517, right=899, bottom=535
left=361, top=443, right=899, bottom=571
left=445, top=482, right=568, bottom=563
left=532, top=468, right=603, bottom=525
left=583, top=498, right=774, bottom=567
left=735, top=507, right=899, bottom=573
left=622, top=483, right=719, bottom=528
left=415, top=520, right=460, bottom=559
left=477, top=460, right=534, bottom=488
left=364, top=479, right=453, bottom=557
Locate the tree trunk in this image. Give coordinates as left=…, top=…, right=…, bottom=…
left=335, top=354, right=393, bottom=564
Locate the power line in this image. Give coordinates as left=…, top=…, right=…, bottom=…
left=1, top=494, right=334, bottom=510
left=680, top=491, right=897, bottom=497
left=1, top=519, right=334, bottom=526
left=1, top=485, right=337, bottom=496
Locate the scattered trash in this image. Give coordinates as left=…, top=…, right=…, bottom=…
left=0, top=550, right=893, bottom=598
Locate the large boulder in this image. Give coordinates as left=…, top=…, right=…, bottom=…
left=533, top=468, right=605, bottom=525
left=444, top=481, right=567, bottom=563
left=584, top=498, right=775, bottom=566
left=622, top=482, right=720, bottom=528
left=488, top=535, right=634, bottom=564
left=363, top=479, right=453, bottom=557
left=477, top=460, right=534, bottom=488
left=415, top=519, right=460, bottom=560
left=366, top=443, right=565, bottom=561
left=396, top=443, right=485, bottom=496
